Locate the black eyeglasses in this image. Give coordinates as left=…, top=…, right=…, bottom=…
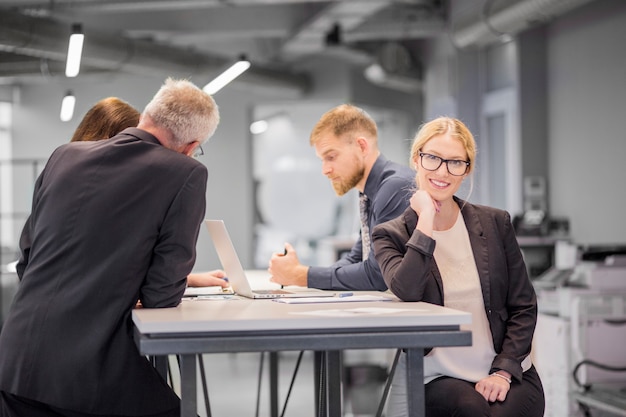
left=419, top=152, right=469, bottom=176
left=193, top=145, right=204, bottom=158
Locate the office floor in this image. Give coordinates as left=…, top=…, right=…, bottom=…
left=203, top=352, right=316, bottom=417
left=168, top=350, right=393, bottom=417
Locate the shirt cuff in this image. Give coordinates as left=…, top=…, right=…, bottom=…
left=406, top=230, right=435, bottom=256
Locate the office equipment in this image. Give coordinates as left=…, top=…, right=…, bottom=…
left=568, top=259, right=626, bottom=290
left=534, top=246, right=626, bottom=316
left=532, top=248, right=626, bottom=417
left=133, top=297, right=472, bottom=417
left=205, top=219, right=334, bottom=299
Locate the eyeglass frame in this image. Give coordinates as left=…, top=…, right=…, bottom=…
left=193, top=145, right=204, bottom=158
left=418, top=151, right=470, bottom=176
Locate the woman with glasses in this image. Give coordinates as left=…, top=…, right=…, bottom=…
left=372, top=117, right=544, bottom=417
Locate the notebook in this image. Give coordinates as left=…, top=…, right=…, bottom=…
left=204, top=219, right=335, bottom=299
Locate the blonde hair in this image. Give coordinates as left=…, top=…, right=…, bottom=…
left=309, top=104, right=377, bottom=146
left=410, top=116, right=476, bottom=174
left=410, top=117, right=476, bottom=200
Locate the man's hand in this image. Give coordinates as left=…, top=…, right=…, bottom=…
left=268, top=242, right=308, bottom=287
left=474, top=372, right=511, bottom=402
left=187, top=269, right=229, bottom=287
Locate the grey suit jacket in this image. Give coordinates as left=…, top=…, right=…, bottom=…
left=0, top=128, right=207, bottom=415
left=371, top=197, right=538, bottom=382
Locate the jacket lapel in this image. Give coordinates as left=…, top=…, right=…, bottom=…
left=458, top=198, right=491, bottom=311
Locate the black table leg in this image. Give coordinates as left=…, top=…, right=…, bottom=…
left=325, top=350, right=342, bottom=417
left=179, top=354, right=197, bottom=417
left=405, top=348, right=425, bottom=417
left=152, top=355, right=168, bottom=381
left=269, top=352, right=279, bottom=417
left=314, top=351, right=325, bottom=417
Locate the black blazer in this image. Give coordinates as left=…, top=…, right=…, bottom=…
left=371, top=197, right=538, bottom=382
left=0, top=128, right=207, bottom=415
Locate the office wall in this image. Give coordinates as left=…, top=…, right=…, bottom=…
left=8, top=75, right=255, bottom=271
left=417, top=0, right=626, bottom=246
left=13, top=78, right=146, bottom=159
left=547, top=0, right=626, bottom=245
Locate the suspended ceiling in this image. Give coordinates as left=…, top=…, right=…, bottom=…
left=0, top=0, right=599, bottom=95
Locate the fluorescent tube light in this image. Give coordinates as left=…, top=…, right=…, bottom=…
left=6, top=260, right=17, bottom=273
left=65, top=23, right=84, bottom=77
left=60, top=91, right=76, bottom=122
left=249, top=120, right=268, bottom=135
left=203, top=56, right=251, bottom=95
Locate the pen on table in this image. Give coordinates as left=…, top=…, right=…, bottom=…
left=280, top=247, right=287, bottom=289
left=338, top=292, right=353, bottom=298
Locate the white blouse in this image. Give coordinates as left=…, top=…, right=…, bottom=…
left=424, top=212, right=497, bottom=383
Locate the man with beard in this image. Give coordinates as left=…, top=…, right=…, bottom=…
left=268, top=104, right=415, bottom=291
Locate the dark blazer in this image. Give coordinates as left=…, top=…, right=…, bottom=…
left=371, top=197, right=538, bottom=382
left=307, top=155, right=415, bottom=290
left=0, top=128, right=207, bottom=415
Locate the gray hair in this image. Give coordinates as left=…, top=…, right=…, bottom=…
left=142, top=78, right=220, bottom=148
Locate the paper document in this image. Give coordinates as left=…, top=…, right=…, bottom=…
left=294, top=307, right=410, bottom=317
left=272, top=294, right=393, bottom=304
left=183, top=286, right=234, bottom=297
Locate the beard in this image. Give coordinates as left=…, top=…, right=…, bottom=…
left=331, top=157, right=365, bottom=196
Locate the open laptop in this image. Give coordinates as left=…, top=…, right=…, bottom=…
left=205, top=219, right=335, bottom=299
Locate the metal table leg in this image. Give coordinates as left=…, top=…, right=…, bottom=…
left=405, top=348, right=425, bottom=417
left=325, top=350, right=342, bottom=417
left=269, top=351, right=279, bottom=417
left=179, top=354, right=197, bottom=417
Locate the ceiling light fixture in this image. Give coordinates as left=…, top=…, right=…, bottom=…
left=65, top=23, right=84, bottom=77
left=203, top=55, right=251, bottom=95
left=5, top=260, right=18, bottom=273
left=60, top=90, right=76, bottom=122
left=249, top=120, right=268, bottom=135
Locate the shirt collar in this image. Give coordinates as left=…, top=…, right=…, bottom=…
left=117, top=127, right=162, bottom=147
left=362, top=154, right=388, bottom=200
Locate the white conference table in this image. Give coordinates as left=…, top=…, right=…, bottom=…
left=133, top=293, right=471, bottom=417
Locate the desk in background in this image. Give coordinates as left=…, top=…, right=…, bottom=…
left=133, top=296, right=471, bottom=417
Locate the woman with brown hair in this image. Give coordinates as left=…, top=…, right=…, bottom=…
left=70, top=97, right=140, bottom=142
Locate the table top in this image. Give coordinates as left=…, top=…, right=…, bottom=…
left=133, top=296, right=472, bottom=335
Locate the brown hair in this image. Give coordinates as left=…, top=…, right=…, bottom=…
left=309, top=104, right=377, bottom=146
left=70, top=97, right=140, bottom=142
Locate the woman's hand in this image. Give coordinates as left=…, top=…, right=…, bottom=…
left=474, top=372, right=511, bottom=402
left=187, top=270, right=229, bottom=287
left=410, top=190, right=440, bottom=236
left=410, top=190, right=440, bottom=217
